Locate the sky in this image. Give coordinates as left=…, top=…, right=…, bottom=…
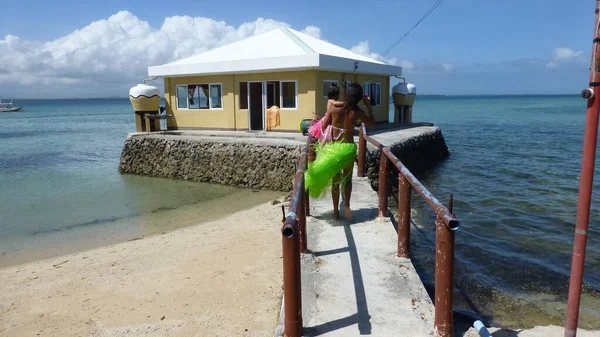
left=0, top=0, right=594, bottom=98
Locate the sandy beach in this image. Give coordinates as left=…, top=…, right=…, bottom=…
left=0, top=199, right=287, bottom=337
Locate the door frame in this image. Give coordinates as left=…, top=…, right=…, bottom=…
left=247, top=81, right=266, bottom=131
left=266, top=82, right=276, bottom=108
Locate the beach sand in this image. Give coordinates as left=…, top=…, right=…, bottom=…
left=0, top=200, right=287, bottom=337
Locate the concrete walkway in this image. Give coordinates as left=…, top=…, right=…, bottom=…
left=298, top=170, right=435, bottom=336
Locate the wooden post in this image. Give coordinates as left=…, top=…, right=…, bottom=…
left=397, top=175, right=411, bottom=258
left=378, top=151, right=388, bottom=218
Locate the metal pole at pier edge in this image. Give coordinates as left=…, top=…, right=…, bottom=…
left=565, top=2, right=600, bottom=336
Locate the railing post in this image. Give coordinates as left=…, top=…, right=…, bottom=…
left=397, top=175, right=411, bottom=258
left=378, top=151, right=389, bottom=217
left=434, top=215, right=455, bottom=337
left=282, top=219, right=302, bottom=337
left=357, top=125, right=367, bottom=177
left=565, top=4, right=600, bottom=336
left=299, top=191, right=307, bottom=253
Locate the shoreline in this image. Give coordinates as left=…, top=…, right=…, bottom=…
left=0, top=199, right=288, bottom=337
left=0, top=187, right=283, bottom=270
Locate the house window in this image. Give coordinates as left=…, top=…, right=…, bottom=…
left=176, top=86, right=188, bottom=109
left=175, top=83, right=223, bottom=110
left=323, top=80, right=339, bottom=98
left=344, top=81, right=351, bottom=94
left=364, top=82, right=381, bottom=106
left=210, top=84, right=222, bottom=109
left=280, top=81, right=297, bottom=109
left=239, top=82, right=248, bottom=109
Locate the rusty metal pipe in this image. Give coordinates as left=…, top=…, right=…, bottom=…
left=358, top=125, right=367, bottom=177
left=299, top=190, right=307, bottom=253
left=434, top=214, right=456, bottom=337
left=378, top=151, right=389, bottom=217
left=397, top=175, right=411, bottom=258
left=306, top=140, right=316, bottom=217
left=565, top=2, right=600, bottom=336
left=279, top=135, right=313, bottom=337
left=359, top=124, right=459, bottom=229
left=282, top=218, right=302, bottom=337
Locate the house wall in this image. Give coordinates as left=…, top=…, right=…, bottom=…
left=314, top=71, right=391, bottom=123
left=164, top=75, right=236, bottom=130
left=163, top=71, right=317, bottom=132
left=233, top=71, right=317, bottom=131
left=355, top=74, right=390, bottom=123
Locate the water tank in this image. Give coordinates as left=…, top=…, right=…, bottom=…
left=392, top=81, right=416, bottom=107
left=129, top=83, right=160, bottom=112
left=129, top=83, right=161, bottom=133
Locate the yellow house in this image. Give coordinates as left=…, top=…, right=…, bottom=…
left=148, top=27, right=403, bottom=132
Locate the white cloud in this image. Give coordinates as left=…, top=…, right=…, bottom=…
left=0, top=11, right=449, bottom=98
left=552, top=47, right=583, bottom=60
left=348, top=40, right=455, bottom=73
left=301, top=26, right=322, bottom=39
left=349, top=40, right=401, bottom=66
left=441, top=63, right=456, bottom=72
left=546, top=47, right=586, bottom=69
left=0, top=11, right=324, bottom=97
left=399, top=60, right=416, bottom=70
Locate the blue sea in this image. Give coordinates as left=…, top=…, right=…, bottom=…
left=0, top=99, right=281, bottom=267
left=0, top=96, right=598, bottom=329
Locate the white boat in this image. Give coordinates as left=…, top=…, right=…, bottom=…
left=0, top=100, right=23, bottom=112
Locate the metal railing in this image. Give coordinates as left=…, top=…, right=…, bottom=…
left=281, top=135, right=313, bottom=337
left=280, top=125, right=460, bottom=337
left=358, top=124, right=460, bottom=337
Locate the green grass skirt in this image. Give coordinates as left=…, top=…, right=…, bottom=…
left=304, top=142, right=357, bottom=199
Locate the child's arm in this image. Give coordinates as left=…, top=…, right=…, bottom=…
left=327, top=99, right=344, bottom=110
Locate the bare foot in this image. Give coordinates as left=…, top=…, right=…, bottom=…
left=343, top=205, right=352, bottom=219
left=333, top=210, right=340, bottom=220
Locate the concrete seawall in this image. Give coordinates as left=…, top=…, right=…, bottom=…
left=363, top=126, right=449, bottom=192
left=118, top=126, right=449, bottom=193
left=119, top=133, right=304, bottom=191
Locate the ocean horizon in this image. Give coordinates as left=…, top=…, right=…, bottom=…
left=3, top=93, right=582, bottom=100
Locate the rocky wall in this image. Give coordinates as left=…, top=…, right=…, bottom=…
left=118, top=135, right=302, bottom=191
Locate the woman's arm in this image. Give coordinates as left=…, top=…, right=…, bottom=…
left=358, top=96, right=375, bottom=128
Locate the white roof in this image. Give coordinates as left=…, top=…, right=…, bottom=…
left=148, top=27, right=402, bottom=77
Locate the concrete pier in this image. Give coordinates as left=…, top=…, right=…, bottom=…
left=274, top=126, right=448, bottom=336
left=298, top=171, right=435, bottom=336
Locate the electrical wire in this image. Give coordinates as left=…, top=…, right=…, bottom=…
left=377, top=0, right=445, bottom=60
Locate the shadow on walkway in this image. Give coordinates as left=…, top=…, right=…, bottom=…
left=304, top=209, right=377, bottom=336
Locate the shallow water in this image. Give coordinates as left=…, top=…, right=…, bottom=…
left=0, top=99, right=281, bottom=268
left=397, top=95, right=600, bottom=329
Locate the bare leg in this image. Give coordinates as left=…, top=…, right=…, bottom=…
left=342, top=162, right=354, bottom=219
left=332, top=173, right=340, bottom=220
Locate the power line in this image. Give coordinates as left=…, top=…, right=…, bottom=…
left=377, top=0, right=445, bottom=60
